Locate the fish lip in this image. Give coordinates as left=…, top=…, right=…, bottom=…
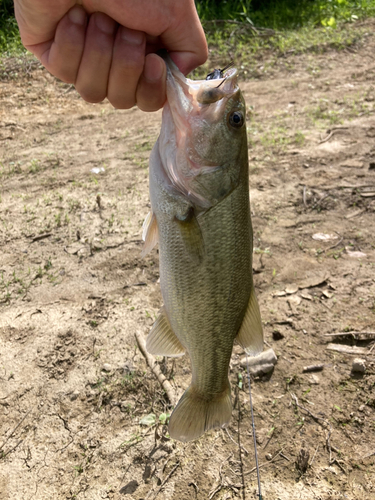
left=162, top=52, right=239, bottom=112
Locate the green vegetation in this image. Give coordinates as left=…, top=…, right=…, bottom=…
left=196, top=0, right=375, bottom=28
left=0, top=0, right=23, bottom=53
left=191, top=0, right=375, bottom=78
left=1, top=0, right=375, bottom=61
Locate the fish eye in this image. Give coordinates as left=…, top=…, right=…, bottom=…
left=228, top=111, right=244, bottom=129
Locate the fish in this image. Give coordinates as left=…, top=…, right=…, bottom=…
left=142, top=53, right=263, bottom=442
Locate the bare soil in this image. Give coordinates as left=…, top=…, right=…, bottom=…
left=1, top=19, right=375, bottom=500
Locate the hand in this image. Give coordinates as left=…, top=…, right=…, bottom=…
left=14, top=0, right=207, bottom=111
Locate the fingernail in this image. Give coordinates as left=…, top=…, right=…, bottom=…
left=144, top=56, right=164, bottom=82
left=68, top=6, right=86, bottom=26
left=95, top=13, right=116, bottom=35
left=120, top=27, right=144, bottom=45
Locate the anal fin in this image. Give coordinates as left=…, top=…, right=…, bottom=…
left=146, top=306, right=185, bottom=358
left=236, top=283, right=264, bottom=356
left=141, top=210, right=158, bottom=257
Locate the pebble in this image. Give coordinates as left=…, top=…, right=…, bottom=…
left=352, top=358, right=366, bottom=373
left=240, top=348, right=277, bottom=376
left=102, top=363, right=112, bottom=372
left=308, top=374, right=320, bottom=385
left=70, top=390, right=80, bottom=401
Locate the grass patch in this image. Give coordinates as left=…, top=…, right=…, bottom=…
left=191, top=19, right=368, bottom=80
left=0, top=14, right=23, bottom=54
left=196, top=0, right=375, bottom=29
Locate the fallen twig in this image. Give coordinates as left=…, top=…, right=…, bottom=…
left=29, top=233, right=52, bottom=242
left=324, top=331, right=375, bottom=339
left=0, top=410, right=31, bottom=453
left=309, top=444, right=319, bottom=467
left=303, top=364, right=324, bottom=373
left=149, top=461, right=180, bottom=500
left=290, top=393, right=333, bottom=463
left=208, top=454, right=234, bottom=500
left=326, top=343, right=370, bottom=356
left=324, top=232, right=344, bottom=252
left=135, top=331, right=177, bottom=406
left=303, top=185, right=308, bottom=207
left=224, top=428, right=248, bottom=455
left=244, top=449, right=283, bottom=475
left=319, top=127, right=349, bottom=144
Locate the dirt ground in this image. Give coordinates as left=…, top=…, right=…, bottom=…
left=1, top=18, right=375, bottom=500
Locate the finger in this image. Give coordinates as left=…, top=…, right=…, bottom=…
left=107, top=27, right=146, bottom=109
left=136, top=53, right=166, bottom=112
left=75, top=12, right=117, bottom=103
left=25, top=5, right=88, bottom=83
left=82, top=0, right=207, bottom=75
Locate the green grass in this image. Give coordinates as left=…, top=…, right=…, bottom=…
left=0, top=0, right=23, bottom=54
left=190, top=15, right=368, bottom=80
left=196, top=0, right=375, bottom=29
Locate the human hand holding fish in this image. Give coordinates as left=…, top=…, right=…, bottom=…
left=142, top=53, right=264, bottom=442
left=14, top=0, right=207, bottom=111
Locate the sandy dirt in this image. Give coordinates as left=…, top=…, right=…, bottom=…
left=1, top=19, right=375, bottom=500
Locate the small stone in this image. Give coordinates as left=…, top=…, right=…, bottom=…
left=240, top=349, right=277, bottom=376
left=102, top=363, right=112, bottom=372
left=285, top=284, right=298, bottom=294
left=123, top=360, right=135, bottom=373
left=70, top=390, right=80, bottom=401
left=301, top=291, right=313, bottom=301
left=287, top=295, right=301, bottom=307
left=308, top=374, right=320, bottom=385
left=352, top=358, right=366, bottom=373
left=358, top=405, right=365, bottom=412
left=265, top=453, right=272, bottom=461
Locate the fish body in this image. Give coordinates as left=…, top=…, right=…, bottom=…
left=142, top=55, right=263, bottom=442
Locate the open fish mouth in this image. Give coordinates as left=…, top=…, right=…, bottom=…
left=165, top=57, right=239, bottom=119
left=158, top=53, right=242, bottom=208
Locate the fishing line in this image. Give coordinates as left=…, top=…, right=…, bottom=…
left=245, top=353, right=263, bottom=500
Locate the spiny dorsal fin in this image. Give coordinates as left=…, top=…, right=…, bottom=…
left=141, top=211, right=159, bottom=257
left=175, top=207, right=205, bottom=264
left=236, top=283, right=264, bottom=356
left=146, top=306, right=185, bottom=358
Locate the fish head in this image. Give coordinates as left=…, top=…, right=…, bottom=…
left=158, top=55, right=248, bottom=209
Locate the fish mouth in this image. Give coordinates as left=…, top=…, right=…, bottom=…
left=158, top=53, right=240, bottom=208
left=164, top=54, right=239, bottom=116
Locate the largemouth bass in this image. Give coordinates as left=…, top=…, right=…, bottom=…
left=142, top=54, right=263, bottom=442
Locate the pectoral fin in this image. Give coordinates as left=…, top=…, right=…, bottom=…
left=236, top=284, right=264, bottom=356
left=146, top=306, right=185, bottom=358
left=175, top=207, right=204, bottom=264
left=141, top=211, right=158, bottom=257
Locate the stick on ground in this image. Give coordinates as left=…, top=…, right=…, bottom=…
left=135, top=331, right=177, bottom=407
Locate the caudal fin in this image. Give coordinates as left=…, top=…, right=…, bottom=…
left=168, top=384, right=232, bottom=442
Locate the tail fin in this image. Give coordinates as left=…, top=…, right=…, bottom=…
left=168, top=384, right=232, bottom=442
